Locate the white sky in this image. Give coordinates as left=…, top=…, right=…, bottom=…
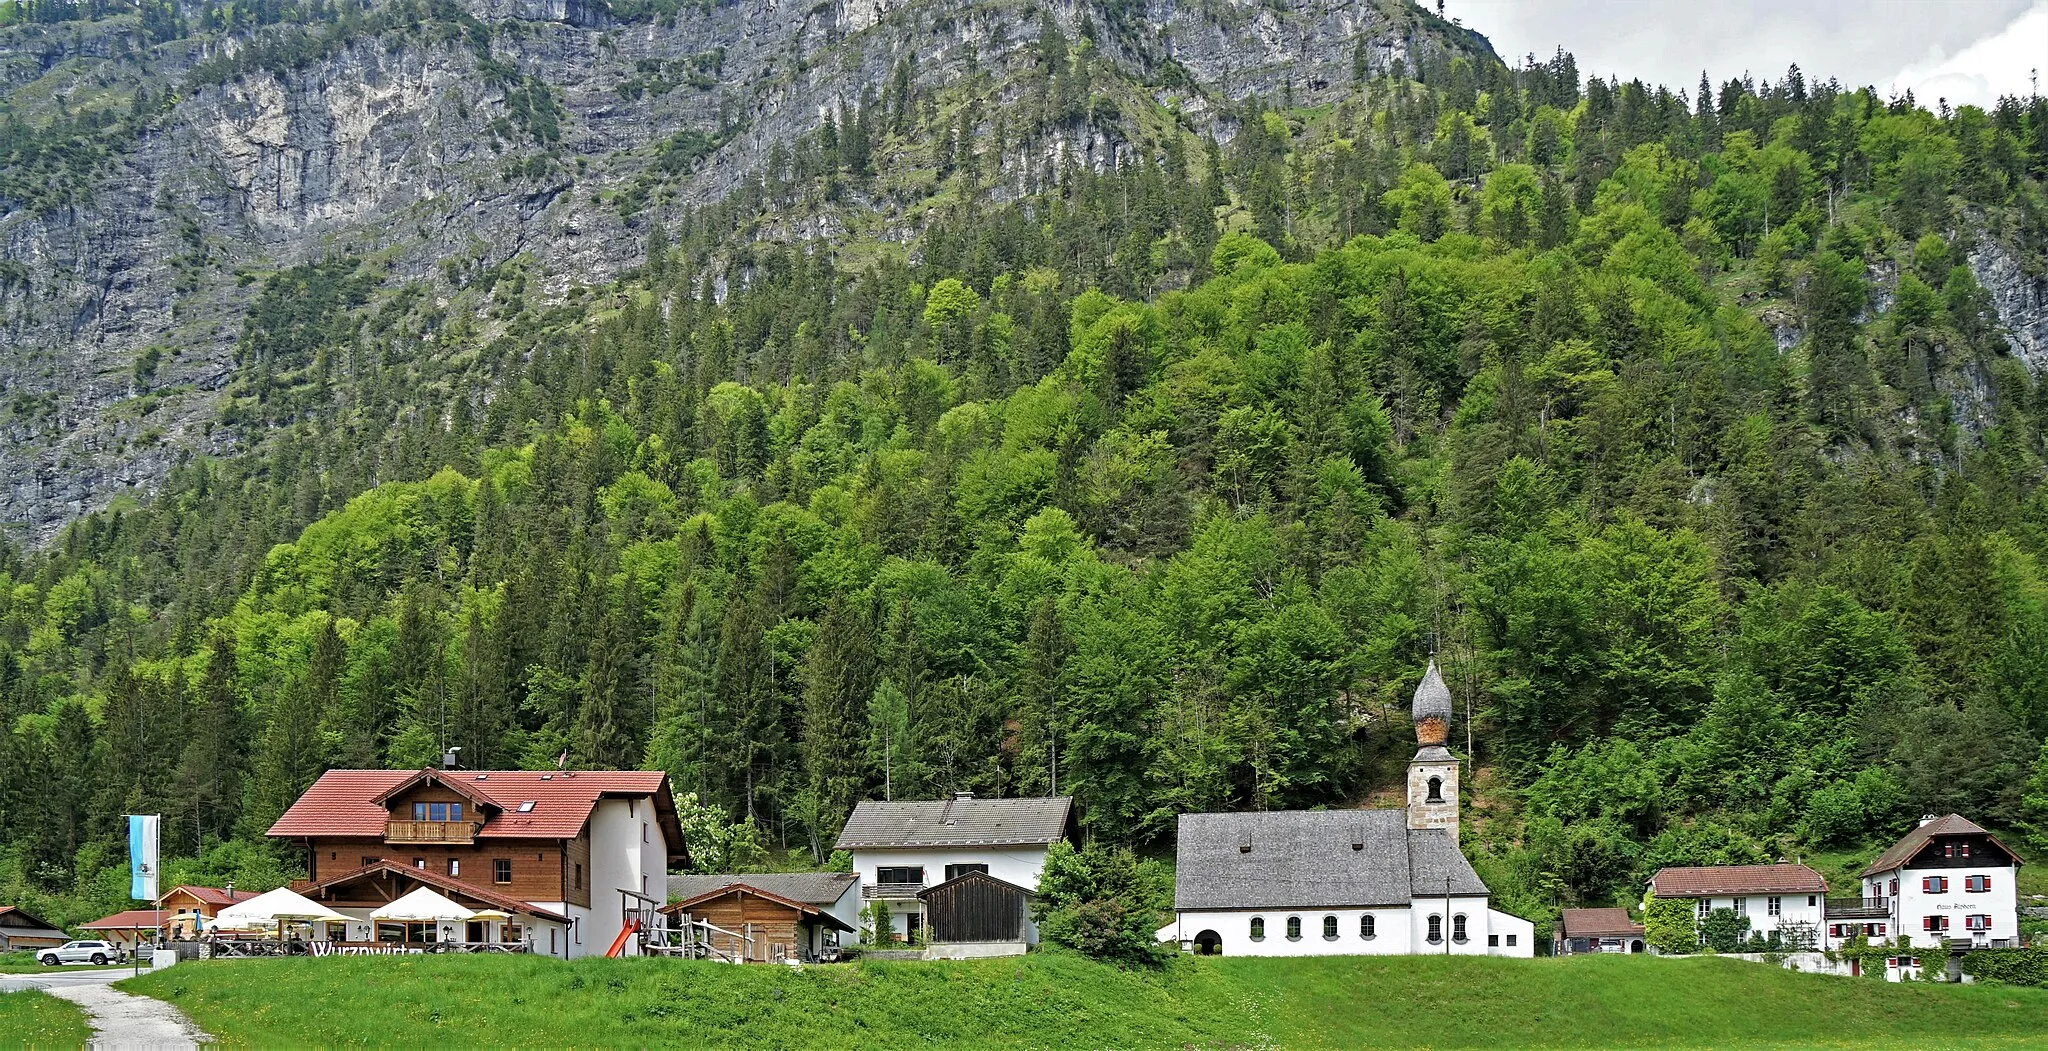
left=1450, top=0, right=2048, bottom=111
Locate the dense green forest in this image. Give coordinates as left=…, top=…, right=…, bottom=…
left=5, top=5, right=2048, bottom=945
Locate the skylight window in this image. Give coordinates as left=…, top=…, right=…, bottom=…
left=518, top=801, right=536, bottom=813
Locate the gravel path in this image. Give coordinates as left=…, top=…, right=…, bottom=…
left=3, top=969, right=214, bottom=1049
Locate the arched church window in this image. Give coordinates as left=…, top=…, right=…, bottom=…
left=1361, top=915, right=1376, bottom=939
left=1427, top=914, right=1443, bottom=943
left=1322, top=915, right=1338, bottom=940
left=1286, top=916, right=1302, bottom=941
left=1426, top=776, right=1444, bottom=803
left=1249, top=917, right=1265, bottom=941
left=1453, top=914, right=1469, bottom=943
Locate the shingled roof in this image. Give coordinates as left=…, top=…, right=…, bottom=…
left=1559, top=907, right=1643, bottom=939
left=834, top=795, right=1074, bottom=849
left=297, top=859, right=569, bottom=922
left=1648, top=863, right=1828, bottom=898
left=160, top=885, right=242, bottom=908
left=268, top=769, right=686, bottom=863
left=667, top=872, right=858, bottom=907
left=1861, top=814, right=2025, bottom=878
left=1173, top=809, right=1487, bottom=911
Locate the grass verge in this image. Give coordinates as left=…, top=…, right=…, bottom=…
left=119, top=950, right=2048, bottom=1049
left=0, top=989, right=92, bottom=1049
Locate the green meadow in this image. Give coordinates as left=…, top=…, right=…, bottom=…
left=0, top=989, right=91, bottom=1049
left=120, top=951, right=2048, bottom=1049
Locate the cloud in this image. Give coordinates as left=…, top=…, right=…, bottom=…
left=1453, top=0, right=2032, bottom=99
left=1885, top=0, right=2048, bottom=110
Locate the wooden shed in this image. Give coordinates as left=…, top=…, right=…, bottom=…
left=918, top=870, right=1033, bottom=945
left=659, top=883, right=855, bottom=963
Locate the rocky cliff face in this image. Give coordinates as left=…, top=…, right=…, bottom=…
left=1972, top=241, right=2048, bottom=375
left=0, top=0, right=1474, bottom=544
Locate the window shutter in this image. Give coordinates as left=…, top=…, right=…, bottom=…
left=1922, top=877, right=1932, bottom=893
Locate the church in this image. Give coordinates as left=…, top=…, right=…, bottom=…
left=1160, top=661, right=1535, bottom=957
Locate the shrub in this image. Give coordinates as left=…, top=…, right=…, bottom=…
left=1033, top=841, right=1172, bottom=967
left=1702, top=907, right=1751, bottom=954
left=1960, top=948, right=2048, bottom=986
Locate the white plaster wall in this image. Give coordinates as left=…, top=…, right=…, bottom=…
left=587, top=799, right=640, bottom=956
left=1409, top=896, right=1492, bottom=955
left=1686, top=894, right=1823, bottom=940
left=1168, top=908, right=1419, bottom=956
left=1886, top=865, right=2018, bottom=948
left=1485, top=908, right=1535, bottom=957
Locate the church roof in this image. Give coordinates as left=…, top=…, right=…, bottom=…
left=1172, top=809, right=1488, bottom=911
left=1412, top=660, right=1452, bottom=725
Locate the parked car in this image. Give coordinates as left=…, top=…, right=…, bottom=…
left=38, top=940, right=125, bottom=966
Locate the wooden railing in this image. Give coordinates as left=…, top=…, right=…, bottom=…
left=1824, top=897, right=1890, bottom=918
left=862, top=882, right=925, bottom=899
left=384, top=819, right=480, bottom=844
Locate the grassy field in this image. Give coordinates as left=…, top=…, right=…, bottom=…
left=119, top=951, right=2048, bottom=1049
left=0, top=949, right=128, bottom=974
left=0, top=989, right=92, bottom=1049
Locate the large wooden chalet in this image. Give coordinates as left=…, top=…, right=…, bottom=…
left=268, top=767, right=686, bottom=958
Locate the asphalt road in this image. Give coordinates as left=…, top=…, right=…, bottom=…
left=1, top=966, right=214, bottom=1048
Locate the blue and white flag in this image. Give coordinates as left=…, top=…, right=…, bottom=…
left=128, top=814, right=159, bottom=901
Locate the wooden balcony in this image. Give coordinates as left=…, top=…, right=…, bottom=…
left=862, top=882, right=926, bottom=900
left=385, top=819, right=480, bottom=845
left=1824, top=897, right=1890, bottom=920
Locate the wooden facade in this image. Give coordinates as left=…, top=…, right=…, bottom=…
left=919, top=871, right=1031, bottom=943
left=305, top=840, right=572, bottom=904
left=660, top=885, right=852, bottom=963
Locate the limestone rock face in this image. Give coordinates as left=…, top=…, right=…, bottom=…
left=1972, top=241, right=2048, bottom=375
left=0, top=0, right=1478, bottom=542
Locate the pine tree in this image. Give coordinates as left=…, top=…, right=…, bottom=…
left=175, top=634, right=246, bottom=851
left=801, top=595, right=877, bottom=852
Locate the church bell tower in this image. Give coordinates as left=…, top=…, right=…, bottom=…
left=1407, top=659, right=1460, bottom=836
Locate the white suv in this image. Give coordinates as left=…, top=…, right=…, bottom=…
left=38, top=940, right=124, bottom=966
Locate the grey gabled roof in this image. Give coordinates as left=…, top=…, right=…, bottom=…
left=1173, top=809, right=1488, bottom=911
left=834, top=796, right=1073, bottom=849
left=666, top=872, right=858, bottom=906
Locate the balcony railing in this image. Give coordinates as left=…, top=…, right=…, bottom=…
left=1824, top=897, right=1890, bottom=919
left=862, top=882, right=926, bottom=900
left=385, top=819, right=480, bottom=844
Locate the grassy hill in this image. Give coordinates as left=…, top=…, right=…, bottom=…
left=121, top=951, right=2048, bottom=1049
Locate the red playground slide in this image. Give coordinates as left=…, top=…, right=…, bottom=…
left=604, top=918, right=640, bottom=958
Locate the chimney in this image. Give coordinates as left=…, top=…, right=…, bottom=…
left=954, top=791, right=973, bottom=801
left=441, top=747, right=461, bottom=770
left=1352, top=825, right=1365, bottom=851
left=1920, top=814, right=1939, bottom=827
left=1239, top=831, right=1253, bottom=854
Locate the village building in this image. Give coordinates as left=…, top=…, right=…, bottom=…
left=156, top=885, right=244, bottom=939
left=0, top=906, right=67, bottom=952
left=1159, top=661, right=1535, bottom=958
left=1858, top=813, right=2023, bottom=950
left=834, top=794, right=1074, bottom=945
left=1554, top=907, right=1645, bottom=955
left=1646, top=863, right=1829, bottom=949
left=76, top=910, right=164, bottom=952
left=663, top=873, right=861, bottom=963
left=268, top=767, right=685, bottom=958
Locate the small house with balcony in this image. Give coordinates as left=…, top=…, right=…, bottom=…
left=155, top=885, right=244, bottom=939
left=1646, top=863, right=1828, bottom=949
left=1859, top=813, right=2023, bottom=950
left=833, top=793, right=1074, bottom=945
left=269, top=767, right=685, bottom=958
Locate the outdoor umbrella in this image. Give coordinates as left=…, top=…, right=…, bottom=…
left=370, top=888, right=477, bottom=923
left=214, top=887, right=351, bottom=946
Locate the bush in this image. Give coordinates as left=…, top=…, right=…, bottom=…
left=1960, top=948, right=2048, bottom=986
left=1641, top=894, right=1696, bottom=954
left=1033, top=842, right=1173, bottom=967
left=1702, top=907, right=1751, bottom=953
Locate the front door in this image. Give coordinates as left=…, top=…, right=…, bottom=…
left=466, top=921, right=486, bottom=945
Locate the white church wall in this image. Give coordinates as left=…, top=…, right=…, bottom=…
left=1167, top=908, right=1421, bottom=956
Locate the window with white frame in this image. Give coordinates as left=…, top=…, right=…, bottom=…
left=1766, top=896, right=1781, bottom=916
left=1695, top=899, right=1711, bottom=921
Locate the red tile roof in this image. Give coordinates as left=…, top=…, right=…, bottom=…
left=80, top=909, right=171, bottom=931
left=1648, top=863, right=1828, bottom=898
left=268, top=769, right=684, bottom=860
left=297, top=859, right=569, bottom=923
left=160, top=885, right=240, bottom=908
left=1861, top=814, right=2024, bottom=878
left=1559, top=907, right=1644, bottom=938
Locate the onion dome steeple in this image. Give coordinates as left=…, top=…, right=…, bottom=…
left=1411, top=658, right=1452, bottom=747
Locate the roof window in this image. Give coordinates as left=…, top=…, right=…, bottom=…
left=518, top=801, right=537, bottom=813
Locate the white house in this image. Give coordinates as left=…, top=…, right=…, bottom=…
left=834, top=793, right=1074, bottom=945
left=1158, top=661, right=1534, bottom=958
left=1646, top=863, right=1830, bottom=949
left=1860, top=813, right=2023, bottom=950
